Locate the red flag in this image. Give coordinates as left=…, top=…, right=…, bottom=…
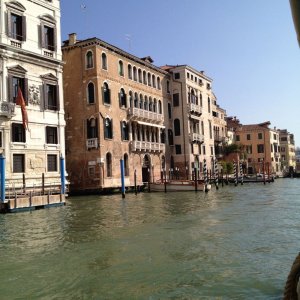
left=16, top=87, right=28, bottom=130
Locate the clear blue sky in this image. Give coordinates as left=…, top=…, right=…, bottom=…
left=61, top=0, right=300, bottom=146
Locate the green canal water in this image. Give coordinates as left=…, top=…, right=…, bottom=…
left=1, top=179, right=300, bottom=299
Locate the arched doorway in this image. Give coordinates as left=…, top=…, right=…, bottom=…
left=142, top=154, right=151, bottom=183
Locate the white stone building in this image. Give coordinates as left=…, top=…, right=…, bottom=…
left=0, top=0, right=65, bottom=193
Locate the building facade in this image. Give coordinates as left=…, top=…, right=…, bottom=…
left=227, top=119, right=281, bottom=175
left=0, top=0, right=65, bottom=193
left=279, top=129, right=296, bottom=174
left=62, top=34, right=169, bottom=193
left=161, top=65, right=227, bottom=179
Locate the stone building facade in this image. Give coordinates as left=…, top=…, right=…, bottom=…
left=62, top=34, right=169, bottom=192
left=279, top=129, right=296, bottom=174
left=0, top=0, right=65, bottom=192
left=161, top=65, right=227, bottom=179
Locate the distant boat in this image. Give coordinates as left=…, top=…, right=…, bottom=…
left=149, top=180, right=212, bottom=192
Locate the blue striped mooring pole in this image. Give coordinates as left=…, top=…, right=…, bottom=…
left=0, top=154, right=5, bottom=202
left=120, top=159, right=125, bottom=198
left=233, top=160, right=237, bottom=186
left=60, top=155, right=66, bottom=194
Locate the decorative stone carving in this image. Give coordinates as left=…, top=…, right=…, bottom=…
left=28, top=85, right=40, bottom=105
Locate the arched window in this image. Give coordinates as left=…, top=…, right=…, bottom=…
left=119, top=88, right=127, bottom=108
left=157, top=77, right=161, bottom=90
left=158, top=100, right=162, bottom=114
left=87, top=117, right=98, bottom=139
left=139, top=94, right=143, bottom=109
left=191, top=89, right=196, bottom=104
left=168, top=129, right=174, bottom=145
left=168, top=103, right=172, bottom=119
left=103, top=82, right=110, bottom=104
left=134, top=92, right=138, bottom=108
left=128, top=64, right=132, bottom=79
left=208, top=97, right=211, bottom=113
left=149, top=97, right=153, bottom=111
left=160, top=129, right=165, bottom=144
left=144, top=96, right=148, bottom=110
left=133, top=66, right=137, bottom=81
left=87, top=82, right=95, bottom=104
left=104, top=118, right=113, bottom=139
left=143, top=71, right=147, bottom=84
left=138, top=69, right=142, bottom=83
left=106, top=152, right=112, bottom=177
left=102, top=53, right=107, bottom=70
left=124, top=153, right=129, bottom=176
left=153, top=98, right=157, bottom=112
left=147, top=72, right=151, bottom=86
left=152, top=74, right=156, bottom=88
left=129, top=91, right=133, bottom=107
left=174, top=119, right=181, bottom=136
left=118, top=60, right=124, bottom=76
left=121, top=121, right=129, bottom=140
left=167, top=80, right=170, bottom=93
left=86, top=51, right=93, bottom=69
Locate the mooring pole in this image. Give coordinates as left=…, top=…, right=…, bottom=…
left=164, top=168, right=167, bottom=193
left=214, top=158, right=219, bottom=190
left=134, top=169, right=137, bottom=195
left=60, top=155, right=66, bottom=195
left=194, top=167, right=198, bottom=192
left=120, top=159, right=125, bottom=198
left=42, top=173, right=45, bottom=195
left=221, top=168, right=224, bottom=187
left=0, top=155, right=5, bottom=202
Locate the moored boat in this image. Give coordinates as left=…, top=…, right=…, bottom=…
left=149, top=180, right=212, bottom=192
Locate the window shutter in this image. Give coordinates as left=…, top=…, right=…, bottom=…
left=101, top=87, right=104, bottom=104
left=56, top=85, right=60, bottom=110
left=24, top=78, right=28, bottom=105
left=8, top=74, right=13, bottom=102
left=41, top=24, right=45, bottom=48
left=43, top=83, right=48, bottom=110
left=7, top=12, right=12, bottom=38
left=22, top=16, right=26, bottom=41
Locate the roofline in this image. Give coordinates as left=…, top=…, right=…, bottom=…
left=62, top=37, right=169, bottom=75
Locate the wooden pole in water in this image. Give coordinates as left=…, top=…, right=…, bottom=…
left=164, top=168, right=167, bottom=193
left=194, top=167, right=198, bottom=192
left=214, top=158, right=219, bottom=190
left=23, top=173, right=25, bottom=195
left=134, top=170, right=137, bottom=195
left=221, top=168, right=224, bottom=187
left=42, top=173, right=45, bottom=195
left=120, top=159, right=125, bottom=198
left=263, top=160, right=266, bottom=185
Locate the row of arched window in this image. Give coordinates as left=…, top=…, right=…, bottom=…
left=85, top=50, right=162, bottom=90
left=86, top=81, right=163, bottom=114
left=106, top=153, right=129, bottom=177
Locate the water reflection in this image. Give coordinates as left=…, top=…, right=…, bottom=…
left=0, top=179, right=299, bottom=299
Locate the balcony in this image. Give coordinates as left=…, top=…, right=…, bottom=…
left=188, top=103, right=202, bottom=116
left=128, top=107, right=164, bottom=123
left=0, top=102, right=15, bottom=117
left=130, top=140, right=165, bottom=153
left=190, top=133, right=204, bottom=143
left=214, top=135, right=225, bottom=143
left=86, top=138, right=98, bottom=150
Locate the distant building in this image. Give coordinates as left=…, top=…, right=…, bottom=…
left=0, top=0, right=65, bottom=193
left=161, top=65, right=227, bottom=179
left=62, top=33, right=168, bottom=193
left=226, top=119, right=281, bottom=175
left=278, top=129, right=296, bottom=174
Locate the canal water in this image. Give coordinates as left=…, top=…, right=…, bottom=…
left=0, top=179, right=300, bottom=299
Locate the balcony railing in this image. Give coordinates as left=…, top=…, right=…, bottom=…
left=130, top=140, right=165, bottom=152
left=128, top=107, right=164, bottom=123
left=86, top=138, right=98, bottom=149
left=0, top=102, right=15, bottom=117
left=190, top=133, right=204, bottom=143
left=188, top=103, right=202, bottom=115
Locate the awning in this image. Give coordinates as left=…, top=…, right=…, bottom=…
left=136, top=121, right=165, bottom=129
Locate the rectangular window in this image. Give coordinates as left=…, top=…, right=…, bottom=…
left=45, top=84, right=58, bottom=110
left=13, top=154, right=25, bottom=173
left=11, top=76, right=26, bottom=103
left=258, top=132, right=263, bottom=139
left=246, top=145, right=252, bottom=154
left=46, top=126, right=58, bottom=144
left=281, top=137, right=287, bottom=142
left=47, top=154, right=57, bottom=172
left=12, top=123, right=25, bottom=142
left=273, top=134, right=277, bottom=140
left=236, top=135, right=240, bottom=142
left=173, top=93, right=180, bottom=107
left=43, top=25, right=55, bottom=51
left=8, top=12, right=26, bottom=41
left=174, top=73, right=180, bottom=79
left=203, top=145, right=206, bottom=155
left=175, top=144, right=181, bottom=154
left=211, top=146, right=214, bottom=156
left=247, top=134, right=251, bottom=140
left=257, top=144, right=264, bottom=153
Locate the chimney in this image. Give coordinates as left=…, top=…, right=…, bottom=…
left=69, top=33, right=77, bottom=45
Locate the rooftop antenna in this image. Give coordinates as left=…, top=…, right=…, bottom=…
left=125, top=34, right=132, bottom=51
